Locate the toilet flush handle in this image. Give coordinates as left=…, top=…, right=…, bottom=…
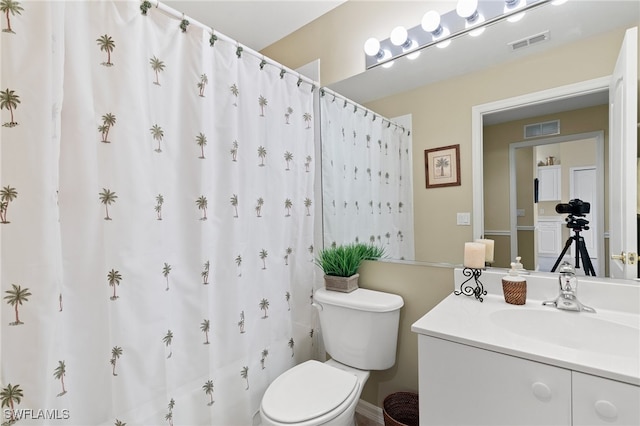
left=312, top=302, right=323, bottom=311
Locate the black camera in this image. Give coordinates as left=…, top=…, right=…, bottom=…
left=555, top=199, right=590, bottom=217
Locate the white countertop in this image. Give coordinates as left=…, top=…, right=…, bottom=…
left=411, top=269, right=640, bottom=386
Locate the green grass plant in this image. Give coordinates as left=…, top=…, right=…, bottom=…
left=315, top=243, right=386, bottom=277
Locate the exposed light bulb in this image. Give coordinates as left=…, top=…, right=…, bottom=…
left=363, top=37, right=381, bottom=57
left=456, top=0, right=478, bottom=20
left=390, top=26, right=408, bottom=46
left=421, top=11, right=442, bottom=35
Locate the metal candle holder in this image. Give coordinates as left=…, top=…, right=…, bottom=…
left=455, top=267, right=487, bottom=302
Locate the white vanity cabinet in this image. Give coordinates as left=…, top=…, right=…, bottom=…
left=418, top=335, right=640, bottom=426
left=418, top=335, right=571, bottom=426
left=572, top=372, right=640, bottom=425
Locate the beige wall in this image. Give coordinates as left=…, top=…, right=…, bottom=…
left=263, top=4, right=638, bottom=409
left=355, top=261, right=452, bottom=406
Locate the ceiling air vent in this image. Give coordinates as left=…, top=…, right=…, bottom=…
left=524, top=120, right=560, bottom=139
left=509, top=30, right=550, bottom=52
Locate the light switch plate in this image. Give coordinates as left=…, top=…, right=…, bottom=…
left=517, top=209, right=525, bottom=217
left=456, top=212, right=471, bottom=225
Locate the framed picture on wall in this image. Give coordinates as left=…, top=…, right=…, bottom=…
left=425, top=144, right=461, bottom=188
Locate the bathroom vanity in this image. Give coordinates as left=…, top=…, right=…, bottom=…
left=412, top=269, right=640, bottom=426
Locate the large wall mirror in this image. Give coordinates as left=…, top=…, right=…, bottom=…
left=325, top=1, right=637, bottom=277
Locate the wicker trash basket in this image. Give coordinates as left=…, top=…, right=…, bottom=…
left=383, top=392, right=419, bottom=426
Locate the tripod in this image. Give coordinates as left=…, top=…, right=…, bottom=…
left=551, top=217, right=596, bottom=276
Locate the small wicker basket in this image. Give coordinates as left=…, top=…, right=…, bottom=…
left=383, top=392, right=419, bottom=426
left=502, top=278, right=527, bottom=305
left=323, top=274, right=359, bottom=293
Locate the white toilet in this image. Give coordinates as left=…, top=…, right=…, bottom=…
left=260, top=287, right=404, bottom=426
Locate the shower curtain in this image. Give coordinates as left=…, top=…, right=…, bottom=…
left=1, top=1, right=317, bottom=425
left=320, top=91, right=414, bottom=260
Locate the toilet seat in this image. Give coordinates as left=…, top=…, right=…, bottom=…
left=261, top=360, right=359, bottom=424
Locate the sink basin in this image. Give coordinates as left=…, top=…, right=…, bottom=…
left=490, top=309, right=640, bottom=356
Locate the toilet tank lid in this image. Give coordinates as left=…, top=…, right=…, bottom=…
left=315, top=287, right=404, bottom=312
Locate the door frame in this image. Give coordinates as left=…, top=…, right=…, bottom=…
left=507, top=132, right=604, bottom=274
left=472, top=76, right=609, bottom=239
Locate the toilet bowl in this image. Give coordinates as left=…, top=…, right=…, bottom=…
left=260, top=359, right=369, bottom=426
left=259, top=287, right=404, bottom=426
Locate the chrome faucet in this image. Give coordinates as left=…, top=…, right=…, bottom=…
left=542, top=261, right=596, bottom=313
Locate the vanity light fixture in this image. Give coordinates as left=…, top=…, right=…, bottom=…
left=364, top=0, right=561, bottom=70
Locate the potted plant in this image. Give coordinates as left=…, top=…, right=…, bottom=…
left=315, top=243, right=385, bottom=292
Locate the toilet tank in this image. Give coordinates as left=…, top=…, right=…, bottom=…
left=314, top=287, right=404, bottom=370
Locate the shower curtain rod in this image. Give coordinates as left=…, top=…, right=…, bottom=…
left=320, top=86, right=409, bottom=134
left=153, top=0, right=319, bottom=90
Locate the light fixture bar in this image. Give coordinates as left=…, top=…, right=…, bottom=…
left=365, top=0, right=553, bottom=69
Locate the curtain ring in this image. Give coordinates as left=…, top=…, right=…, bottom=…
left=259, top=57, right=267, bottom=70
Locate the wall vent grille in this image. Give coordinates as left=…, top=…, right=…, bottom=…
left=524, top=120, right=560, bottom=139
left=509, top=30, right=550, bottom=51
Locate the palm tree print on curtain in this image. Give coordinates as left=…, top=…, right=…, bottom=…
left=235, top=254, right=242, bottom=277
left=99, top=113, right=116, bottom=143
left=200, top=319, right=210, bottom=344
left=202, top=380, right=214, bottom=406
left=260, top=349, right=268, bottom=369
left=155, top=194, right=164, bottom=220
left=197, top=74, right=207, bottom=97
left=230, top=194, right=239, bottom=218
left=0, top=383, right=23, bottom=423
left=1, top=88, right=20, bottom=127
left=163, top=330, right=173, bottom=359
left=96, top=34, right=115, bottom=66
left=196, top=132, right=207, bottom=159
left=303, top=112, right=312, bottom=129
left=107, top=269, right=122, bottom=300
left=201, top=261, right=210, bottom=285
left=288, top=338, right=295, bottom=357
left=240, top=366, right=249, bottom=390
left=4, top=283, right=30, bottom=325
left=284, top=151, right=293, bottom=170
left=259, top=298, right=269, bottom=318
left=110, top=346, right=122, bottom=376
left=164, top=398, right=175, bottom=426
left=237, top=311, right=245, bottom=334
left=150, top=124, right=164, bottom=152
left=258, top=95, right=267, bottom=116
left=99, top=188, right=117, bottom=220
left=162, top=263, right=172, bottom=291
left=229, top=83, right=239, bottom=106
left=53, top=360, right=67, bottom=396
left=230, top=140, right=238, bottom=161
left=0, top=185, right=17, bottom=223
left=284, top=107, right=293, bottom=124
left=0, top=0, right=22, bottom=34
left=255, top=197, right=263, bottom=217
left=257, top=146, right=267, bottom=166
left=259, top=249, right=268, bottom=270
left=150, top=56, right=165, bottom=86
left=196, top=195, right=208, bottom=220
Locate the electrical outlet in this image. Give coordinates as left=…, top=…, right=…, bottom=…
left=456, top=212, right=471, bottom=225
left=517, top=209, right=525, bottom=217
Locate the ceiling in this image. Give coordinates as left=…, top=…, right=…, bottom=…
left=162, top=0, right=346, bottom=52
left=160, top=1, right=637, bottom=123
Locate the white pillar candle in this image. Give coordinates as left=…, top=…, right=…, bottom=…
left=475, top=239, right=495, bottom=263
left=464, top=242, right=486, bottom=269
